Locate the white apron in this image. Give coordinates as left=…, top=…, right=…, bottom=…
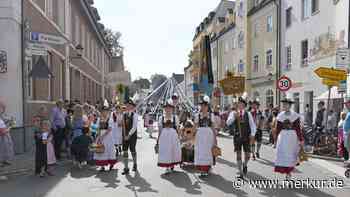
left=194, top=127, right=214, bottom=166
left=275, top=129, right=299, bottom=168
left=94, top=129, right=116, bottom=162
left=109, top=113, right=123, bottom=145
left=158, top=128, right=182, bottom=166
left=275, top=111, right=300, bottom=169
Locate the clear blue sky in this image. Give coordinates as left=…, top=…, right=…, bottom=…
left=94, top=0, right=221, bottom=80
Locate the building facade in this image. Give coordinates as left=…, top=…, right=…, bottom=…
left=247, top=0, right=278, bottom=108
left=280, top=0, right=349, bottom=115
left=0, top=0, right=116, bottom=126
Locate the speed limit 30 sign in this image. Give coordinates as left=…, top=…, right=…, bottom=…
left=277, top=76, right=292, bottom=92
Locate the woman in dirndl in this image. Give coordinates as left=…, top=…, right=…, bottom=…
left=194, top=95, right=217, bottom=177
left=109, top=105, right=123, bottom=156
left=157, top=99, right=182, bottom=174
left=94, top=106, right=117, bottom=172
left=274, top=97, right=303, bottom=180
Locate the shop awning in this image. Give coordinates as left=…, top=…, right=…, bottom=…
left=315, top=87, right=344, bottom=100
left=28, top=56, right=53, bottom=79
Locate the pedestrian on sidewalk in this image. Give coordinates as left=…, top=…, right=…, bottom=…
left=50, top=100, right=67, bottom=160
left=226, top=96, right=256, bottom=179
left=0, top=100, right=14, bottom=167
left=343, top=98, right=350, bottom=166
left=72, top=105, right=84, bottom=140
left=46, top=127, right=56, bottom=175
left=194, top=95, right=217, bottom=177
left=337, top=112, right=347, bottom=159
left=157, top=99, right=181, bottom=174
left=213, top=105, right=222, bottom=136
left=34, top=120, right=50, bottom=177
left=94, top=105, right=117, bottom=172
left=274, top=97, right=303, bottom=180
left=71, top=128, right=93, bottom=168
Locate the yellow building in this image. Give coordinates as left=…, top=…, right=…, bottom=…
left=247, top=0, right=278, bottom=108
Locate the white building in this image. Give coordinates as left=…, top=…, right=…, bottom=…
left=281, top=0, right=349, bottom=116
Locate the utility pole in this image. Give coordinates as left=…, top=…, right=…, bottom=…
left=274, top=0, right=282, bottom=106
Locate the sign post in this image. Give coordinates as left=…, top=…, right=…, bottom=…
left=314, top=67, right=347, bottom=131
left=30, top=32, right=66, bottom=45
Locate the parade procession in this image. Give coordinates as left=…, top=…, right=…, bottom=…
left=1, top=0, right=350, bottom=196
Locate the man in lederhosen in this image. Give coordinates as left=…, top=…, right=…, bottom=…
left=122, top=99, right=139, bottom=175
left=250, top=99, right=264, bottom=160
left=226, top=97, right=256, bottom=178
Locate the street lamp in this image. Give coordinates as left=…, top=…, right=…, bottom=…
left=70, top=44, right=84, bottom=60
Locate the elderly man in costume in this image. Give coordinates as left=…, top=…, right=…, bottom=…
left=274, top=96, right=303, bottom=180
left=157, top=99, right=182, bottom=174
left=194, top=95, right=217, bottom=177
left=226, top=95, right=256, bottom=178
left=250, top=99, right=264, bottom=160
left=121, top=99, right=139, bottom=175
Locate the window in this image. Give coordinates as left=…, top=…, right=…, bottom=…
left=266, top=89, right=274, bottom=108
left=238, top=1, right=244, bottom=17
left=286, top=46, right=292, bottom=70
left=302, top=0, right=311, bottom=19
left=254, top=23, right=259, bottom=37
left=267, top=16, right=273, bottom=32
left=45, top=0, right=53, bottom=19
left=253, top=91, right=260, bottom=100
left=286, top=7, right=292, bottom=27
left=253, top=55, right=259, bottom=72
left=312, top=0, right=319, bottom=14
left=232, top=36, right=236, bottom=49
left=266, top=49, right=273, bottom=66
left=224, top=42, right=229, bottom=53
left=238, top=31, right=244, bottom=48
left=301, top=40, right=308, bottom=66
left=238, top=60, right=244, bottom=73
left=75, top=14, right=79, bottom=45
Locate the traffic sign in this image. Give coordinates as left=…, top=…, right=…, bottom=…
left=30, top=32, right=66, bottom=45
left=277, top=76, right=292, bottom=92
left=27, top=43, right=48, bottom=56
left=322, top=79, right=339, bottom=87
left=314, top=67, right=347, bottom=81
left=336, top=48, right=350, bottom=67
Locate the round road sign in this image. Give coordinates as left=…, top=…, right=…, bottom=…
left=277, top=76, right=292, bottom=92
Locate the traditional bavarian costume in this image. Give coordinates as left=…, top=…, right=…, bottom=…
left=250, top=100, right=264, bottom=159
left=109, top=111, right=123, bottom=154
left=194, top=96, right=216, bottom=175
left=274, top=99, right=303, bottom=177
left=122, top=100, right=138, bottom=175
left=157, top=107, right=182, bottom=171
left=226, top=97, right=256, bottom=177
left=93, top=109, right=117, bottom=170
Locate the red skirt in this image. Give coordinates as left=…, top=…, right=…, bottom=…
left=196, top=165, right=211, bottom=172
left=95, top=160, right=118, bottom=166
left=274, top=166, right=294, bottom=174
left=158, top=162, right=182, bottom=168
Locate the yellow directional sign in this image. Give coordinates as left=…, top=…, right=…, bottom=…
left=314, top=67, right=347, bottom=81
left=322, top=79, right=339, bottom=87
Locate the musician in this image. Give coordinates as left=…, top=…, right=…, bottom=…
left=250, top=99, right=264, bottom=160
left=121, top=99, right=138, bottom=175
left=157, top=99, right=181, bottom=174
left=226, top=96, right=256, bottom=178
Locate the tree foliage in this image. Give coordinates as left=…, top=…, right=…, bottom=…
left=104, top=28, right=123, bottom=56
left=133, top=78, right=151, bottom=90
left=151, top=74, right=167, bottom=90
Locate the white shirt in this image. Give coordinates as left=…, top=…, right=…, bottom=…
left=127, top=111, right=138, bottom=137
left=0, top=118, right=6, bottom=129
left=226, top=110, right=257, bottom=137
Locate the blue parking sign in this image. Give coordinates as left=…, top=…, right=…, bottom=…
left=31, top=32, right=40, bottom=41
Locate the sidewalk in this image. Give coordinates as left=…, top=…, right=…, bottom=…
left=0, top=151, right=35, bottom=176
